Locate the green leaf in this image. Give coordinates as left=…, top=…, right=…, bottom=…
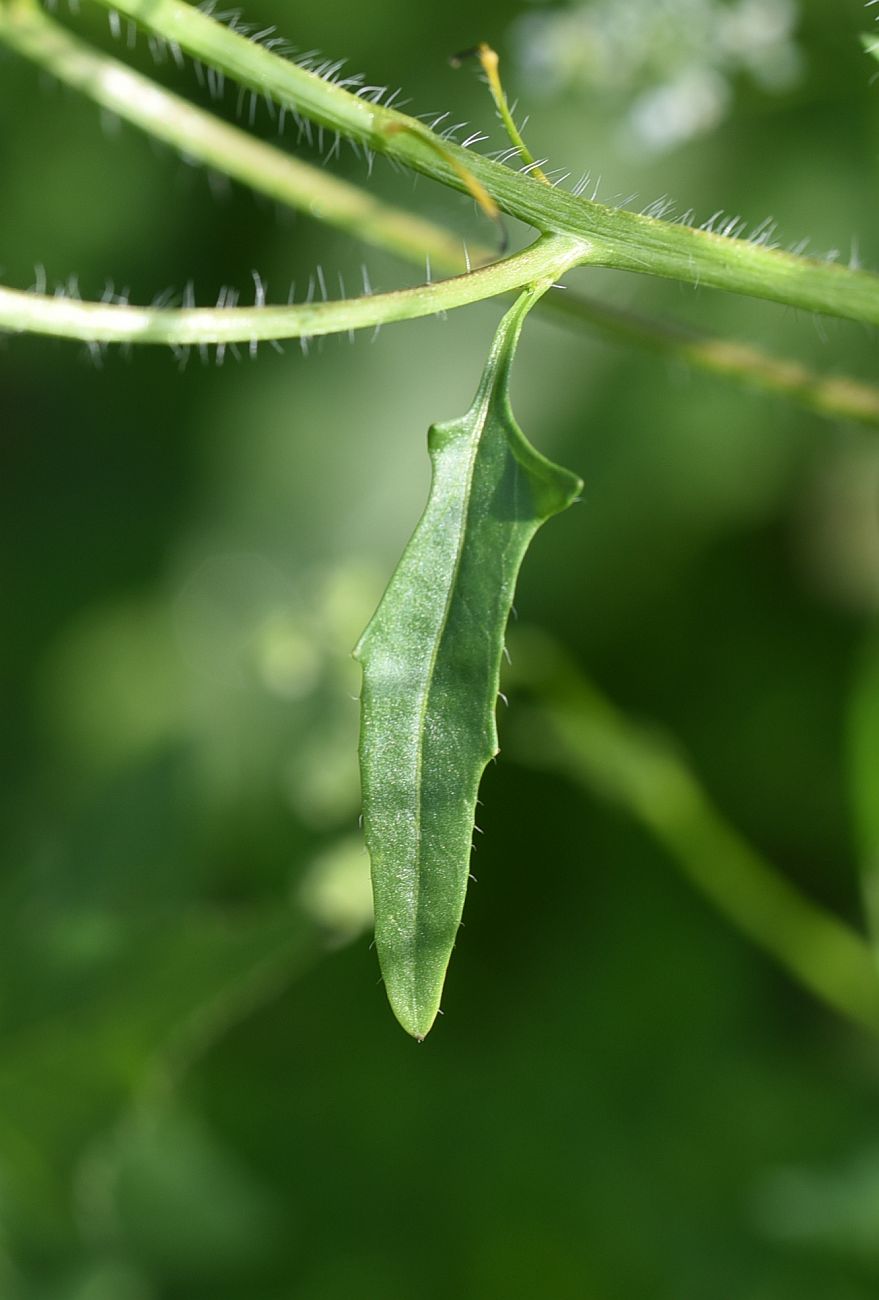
left=354, top=287, right=582, bottom=1039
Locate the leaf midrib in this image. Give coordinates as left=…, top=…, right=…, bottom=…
left=407, top=387, right=495, bottom=1028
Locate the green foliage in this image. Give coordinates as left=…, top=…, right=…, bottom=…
left=355, top=287, right=581, bottom=1036
left=2, top=0, right=879, bottom=1293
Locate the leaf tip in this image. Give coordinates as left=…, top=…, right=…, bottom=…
left=388, top=991, right=441, bottom=1041
left=379, top=953, right=446, bottom=1040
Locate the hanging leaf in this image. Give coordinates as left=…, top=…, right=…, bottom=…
left=354, top=286, right=582, bottom=1039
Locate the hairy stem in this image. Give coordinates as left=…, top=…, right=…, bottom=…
left=3, top=1, right=879, bottom=426
left=81, top=0, right=879, bottom=326
left=0, top=0, right=466, bottom=269
left=510, top=630, right=879, bottom=1039
left=0, top=236, right=588, bottom=344
left=450, top=42, right=550, bottom=184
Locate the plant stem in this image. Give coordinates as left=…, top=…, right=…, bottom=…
left=84, top=0, right=879, bottom=326
left=510, top=629, right=879, bottom=1039
left=3, top=1, right=879, bottom=426
left=450, top=43, right=550, bottom=184
left=547, top=292, right=879, bottom=428
left=0, top=236, right=588, bottom=345
left=0, top=0, right=467, bottom=272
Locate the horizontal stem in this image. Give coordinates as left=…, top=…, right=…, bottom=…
left=87, top=0, right=879, bottom=326
left=510, top=629, right=879, bottom=1039
left=4, top=2, right=879, bottom=426
left=0, top=235, right=588, bottom=344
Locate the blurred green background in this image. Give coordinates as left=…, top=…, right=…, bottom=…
left=3, top=0, right=879, bottom=1296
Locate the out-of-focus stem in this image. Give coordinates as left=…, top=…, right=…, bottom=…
left=510, top=629, right=879, bottom=1039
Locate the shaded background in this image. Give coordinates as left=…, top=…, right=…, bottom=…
left=3, top=0, right=879, bottom=1295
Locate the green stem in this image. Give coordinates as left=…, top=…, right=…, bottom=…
left=0, top=235, right=588, bottom=345
left=547, top=292, right=879, bottom=428
left=0, top=0, right=467, bottom=272
left=451, top=43, right=550, bottom=185
left=510, top=629, right=879, bottom=1039
left=3, top=1, right=879, bottom=427
left=83, top=0, right=879, bottom=326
